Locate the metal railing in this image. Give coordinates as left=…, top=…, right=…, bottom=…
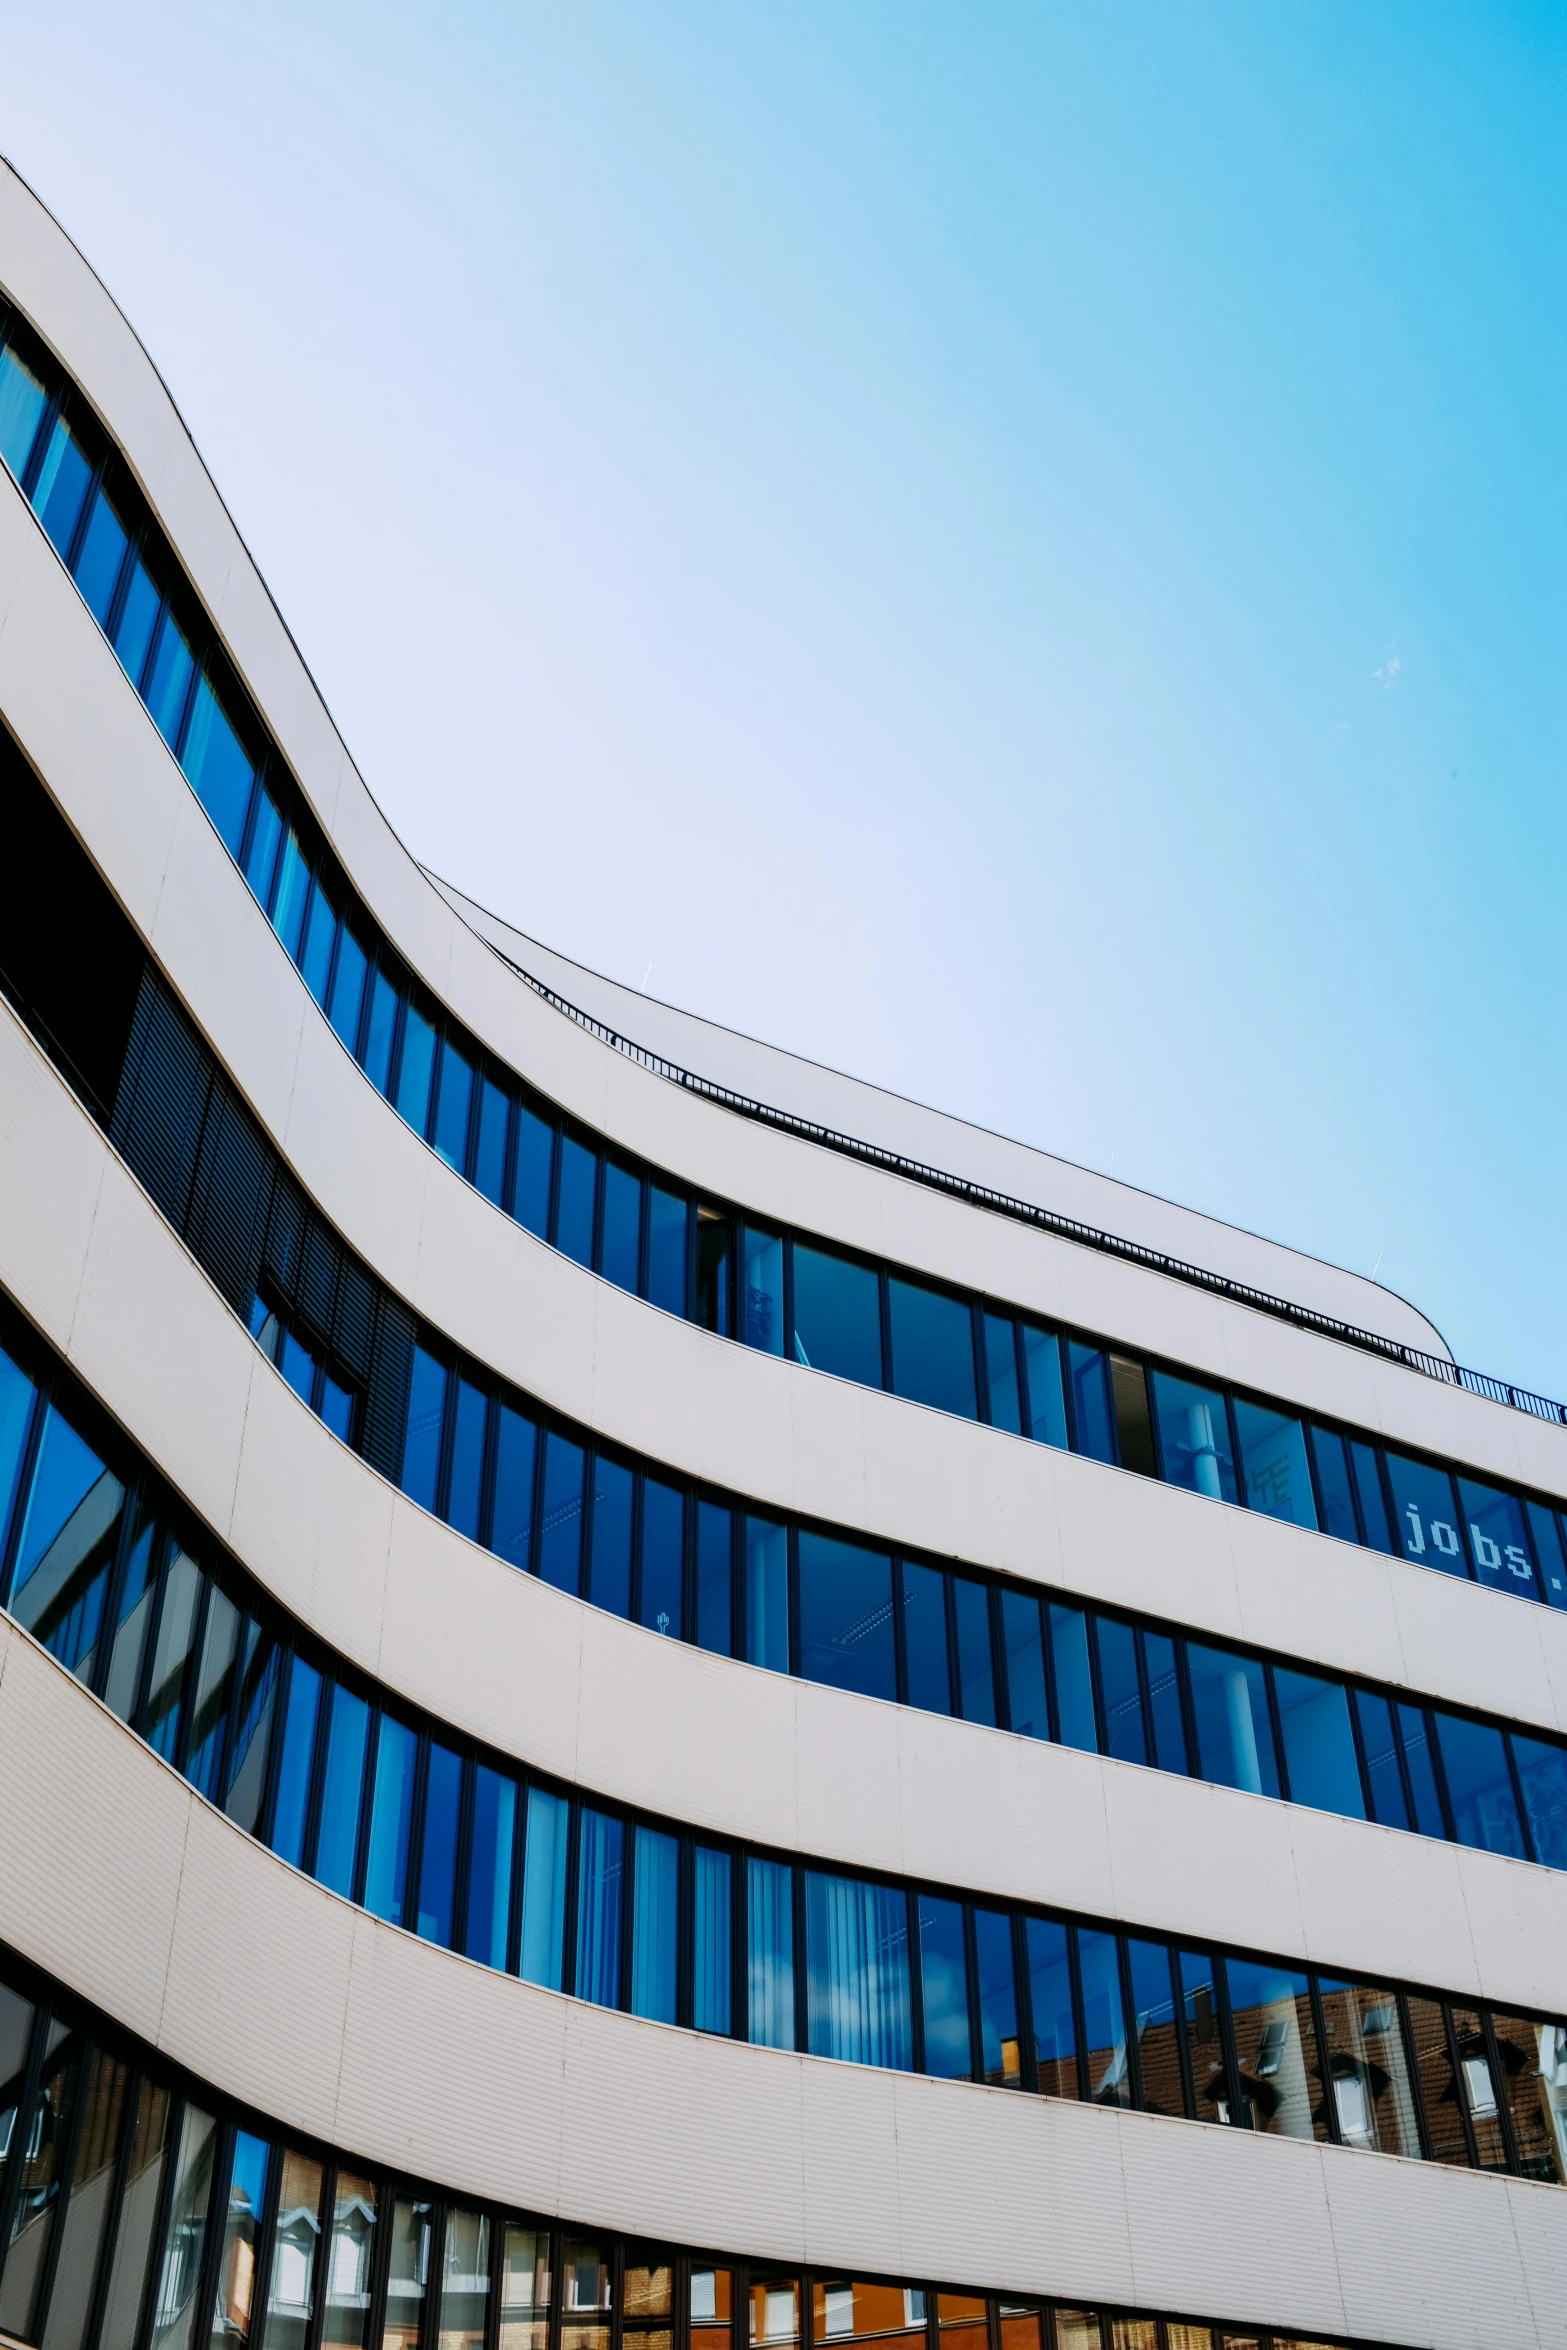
left=491, top=945, right=1567, bottom=1433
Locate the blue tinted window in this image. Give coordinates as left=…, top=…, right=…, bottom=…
left=647, top=1184, right=687, bottom=1315
left=143, top=1547, right=201, bottom=1761
left=184, top=1585, right=239, bottom=1802
left=983, top=1315, right=1021, bottom=1433
left=640, top=1477, right=684, bottom=1638
left=364, top=1714, right=417, bottom=1923
left=798, top=1533, right=895, bottom=1703
left=1186, top=1645, right=1279, bottom=1798
left=1456, top=1477, right=1539, bottom=1601
left=271, top=1656, right=321, bottom=1869
left=1022, top=1325, right=1069, bottom=1448
left=512, top=1101, right=554, bottom=1238
left=1096, top=1617, right=1144, bottom=1766
left=588, top=1456, right=633, bottom=1617
left=33, top=416, right=93, bottom=558
left=1511, top=1736, right=1567, bottom=1871
left=362, top=968, right=399, bottom=1095
left=1526, top=1502, right=1567, bottom=1609
left=395, top=1003, right=436, bottom=1137
left=416, top=1742, right=462, bottom=1946
left=805, top=1872, right=911, bottom=2070
left=1309, top=1427, right=1359, bottom=1543
left=1234, top=1399, right=1317, bottom=1529
left=520, top=1786, right=569, bottom=1990
left=556, top=1132, right=597, bottom=1266
left=693, top=1846, right=732, bottom=2035
left=401, top=1346, right=447, bottom=1513
left=0, top=342, right=47, bottom=475
left=1000, top=1589, right=1047, bottom=1740
left=8, top=1404, right=124, bottom=1676
left=696, top=1207, right=732, bottom=1334
left=744, top=1515, right=789, bottom=1674
left=0, top=1345, right=36, bottom=1562
left=1353, top=1689, right=1410, bottom=1831
left=103, top=1513, right=156, bottom=1726
left=792, top=1245, right=882, bottom=1387
left=1396, top=1703, right=1446, bottom=1838
left=432, top=1041, right=473, bottom=1173
left=1175, top=1948, right=1226, bottom=2122
left=1025, top=1916, right=1078, bottom=2098
left=953, top=1577, right=995, bottom=1725
left=215, top=1623, right=280, bottom=1825
left=1049, top=1602, right=1097, bottom=1752
left=1127, top=1938, right=1178, bottom=2115
left=181, top=675, right=255, bottom=860
left=631, top=1826, right=679, bottom=2024
left=299, top=882, right=337, bottom=1009
left=474, top=1077, right=510, bottom=1206
left=888, top=1278, right=976, bottom=1419
left=1274, top=1668, right=1364, bottom=1819
left=145, top=609, right=196, bottom=747
left=465, top=1765, right=516, bottom=1970
left=491, top=1404, right=536, bottom=1573
left=243, top=786, right=283, bottom=908
left=1149, top=1371, right=1237, bottom=1502
left=1351, top=1441, right=1394, bottom=1552
left=901, top=1561, right=950, bottom=1715
left=280, top=1328, right=317, bottom=1408
left=601, top=1159, right=641, bottom=1294
left=73, top=484, right=128, bottom=626
left=575, top=1809, right=625, bottom=2008
left=696, top=1499, right=732, bottom=1655
left=1143, top=1631, right=1187, bottom=1773
left=974, top=1907, right=1019, bottom=2085
left=742, top=1225, right=784, bottom=1354
left=918, top=1895, right=971, bottom=2078
left=1067, top=1342, right=1115, bottom=1463
left=272, top=831, right=311, bottom=962
left=747, top=1854, right=795, bottom=2049
left=447, top=1377, right=487, bottom=1543
left=1077, top=1928, right=1131, bottom=2106
left=320, top=1371, right=354, bottom=1450
left=316, top=1684, right=369, bottom=1897
left=1384, top=1452, right=1466, bottom=1577
left=1433, top=1713, right=1525, bottom=1858
left=1223, top=1958, right=1315, bottom=2139
left=539, top=1433, right=585, bottom=1595
left=113, top=556, right=160, bottom=686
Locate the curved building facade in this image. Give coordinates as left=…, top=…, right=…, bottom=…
left=0, top=156, right=1562, bottom=2350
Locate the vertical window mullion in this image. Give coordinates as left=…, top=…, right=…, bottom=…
left=1502, top=1732, right=1536, bottom=1865
left=990, top=1583, right=1010, bottom=1734
left=0, top=1366, right=47, bottom=1609
left=1011, top=1319, right=1030, bottom=1443
left=16, top=388, right=61, bottom=499
left=1010, top=1912, right=1038, bottom=2095
left=1118, top=1940, right=1145, bottom=2111
left=1065, top=1924, right=1091, bottom=2101
left=1439, top=2002, right=1482, bottom=2168
left=79, top=2049, right=145, bottom=2350
left=962, top=1904, right=983, bottom=2085
left=403, top=1733, right=432, bottom=1936
left=1345, top=1682, right=1380, bottom=1826
left=1171, top=1636, right=1200, bottom=1778
left=1212, top=1958, right=1249, bottom=2131
left=1305, top=1976, right=1341, bottom=2146
left=1260, top=1661, right=1290, bottom=1803
left=1480, top=2008, right=1524, bottom=2174
left=1040, top=1594, right=1062, bottom=1746
left=971, top=1305, right=989, bottom=1425
left=907, top=1886, right=927, bottom=2077
left=1131, top=1627, right=1156, bottom=1766
left=1223, top=1392, right=1247, bottom=1509
left=1084, top=1613, right=1109, bottom=1757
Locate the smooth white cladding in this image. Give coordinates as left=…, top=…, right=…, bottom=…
left=0, top=1617, right=1562, bottom=2350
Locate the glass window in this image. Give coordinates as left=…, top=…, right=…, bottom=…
left=499, top=2223, right=549, bottom=2350
left=1404, top=1993, right=1469, bottom=2167
left=689, top=2266, right=732, bottom=2350
left=0, top=1345, right=37, bottom=1556
left=417, top=1742, right=463, bottom=1945
left=279, top=1327, right=315, bottom=1408
left=1353, top=1689, right=1410, bottom=1832
left=383, top=2199, right=433, bottom=2350
left=746, top=1854, right=796, bottom=2050
left=696, top=1499, right=732, bottom=1655
left=97, top=2074, right=171, bottom=2350
left=1397, top=1702, right=1447, bottom=1838
left=394, top=1003, right=436, bottom=1137
left=150, top=2101, right=216, bottom=2350
left=114, top=555, right=161, bottom=687
left=601, top=1159, right=642, bottom=1294
left=1143, top=1631, right=1187, bottom=1773
left=180, top=674, right=256, bottom=860
left=1000, top=1589, right=1047, bottom=1741
left=327, top=926, right=368, bottom=1056
left=1432, top=1712, right=1526, bottom=1858
left=145, top=607, right=196, bottom=747
left=8, top=1398, right=124, bottom=1679
left=102, top=1507, right=157, bottom=1725
left=539, top=1432, right=586, bottom=1596
left=693, top=1844, right=733, bottom=2035
left=983, top=1315, right=1021, bottom=1433
left=1384, top=1451, right=1467, bottom=1577
left=1024, top=1916, right=1078, bottom=2097
left=491, top=1404, right=537, bottom=1574
left=640, top=1477, right=684, bottom=1638
left=1049, top=1602, right=1097, bottom=1752
left=38, top=2041, right=127, bottom=2350
left=1490, top=2010, right=1567, bottom=2183
left=791, top=1245, right=882, bottom=1387
left=1233, top=1398, right=1317, bottom=1529
left=401, top=1346, right=447, bottom=1514
left=520, top=1786, right=569, bottom=1991
left=747, top=2277, right=799, bottom=2350
left=742, top=1225, right=784, bottom=1354
left=315, top=1684, right=370, bottom=1898
left=1223, top=1957, right=1316, bottom=2140
left=953, top=1577, right=995, bottom=1724
left=512, top=1100, right=555, bottom=1239
left=362, top=968, right=398, bottom=1097
left=446, top=1377, right=487, bottom=1543
left=888, top=1277, right=977, bottom=1418
left=1066, top=1342, right=1115, bottom=1463
left=210, top=2129, right=270, bottom=2347
left=1127, top=1938, right=1181, bottom=2116
left=804, top=1871, right=911, bottom=2070
left=575, top=1808, right=625, bottom=2008
left=1449, top=2004, right=1508, bottom=2170
left=973, top=1907, right=1019, bottom=2085
left=1456, top=1476, right=1540, bottom=1600
left=1077, top=1928, right=1131, bottom=2107
left=299, top=881, right=338, bottom=1010
left=0, top=2020, right=81, bottom=2333
left=1148, top=1371, right=1236, bottom=1501
left=143, top=1546, right=202, bottom=1762
left=1511, top=1734, right=1567, bottom=1871
left=1021, top=1325, right=1068, bottom=1448
left=465, top=1764, right=516, bottom=1970
left=798, top=1533, right=895, bottom=1702
left=588, top=1456, right=634, bottom=1618
left=561, top=2238, right=610, bottom=2350
left=1274, top=1667, right=1365, bottom=1819
left=1175, top=1947, right=1227, bottom=2124
left=556, top=1131, right=598, bottom=1266
left=900, top=1561, right=950, bottom=1715
left=1314, top=1978, right=1421, bottom=2156
left=631, top=1826, right=680, bottom=2023
left=32, top=412, right=93, bottom=556
left=1527, top=1501, right=1567, bottom=1608
left=438, top=2211, right=491, bottom=2350
left=0, top=341, right=47, bottom=476
left=432, top=1040, right=474, bottom=1174
left=244, top=787, right=284, bottom=909
left=364, top=1714, right=417, bottom=1923
left=271, top=1657, right=321, bottom=1870
left=474, top=1076, right=510, bottom=1206
left=1350, top=1440, right=1395, bottom=1552
left=184, top=1585, right=239, bottom=1802
left=647, top=1184, right=688, bottom=1316
left=917, top=1895, right=972, bottom=2079
left=320, top=1372, right=354, bottom=1446
left=744, top=1515, right=789, bottom=1674
left=1109, top=1356, right=1155, bottom=1476
left=219, top=1625, right=279, bottom=1837
left=1095, top=1617, right=1145, bottom=1767
left=320, top=2171, right=377, bottom=2350
left=696, top=1207, right=732, bottom=1335
left=261, top=2149, right=324, bottom=2350
left=73, top=481, right=130, bottom=626
left=1308, top=1426, right=1359, bottom=1544
left=1186, top=1645, right=1279, bottom=1798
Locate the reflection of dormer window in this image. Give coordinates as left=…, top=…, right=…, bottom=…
left=1254, top=2019, right=1289, bottom=2078
left=1361, top=2003, right=1395, bottom=2039
left=1332, top=2068, right=1371, bottom=2143
left=1462, top=2052, right=1498, bottom=2119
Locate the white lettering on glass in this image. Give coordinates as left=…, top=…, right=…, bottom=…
left=1404, top=1504, right=1426, bottom=1555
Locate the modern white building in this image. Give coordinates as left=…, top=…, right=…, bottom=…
left=0, top=155, right=1562, bottom=2350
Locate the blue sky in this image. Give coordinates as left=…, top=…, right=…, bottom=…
left=4, top=5, right=1564, bottom=1391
